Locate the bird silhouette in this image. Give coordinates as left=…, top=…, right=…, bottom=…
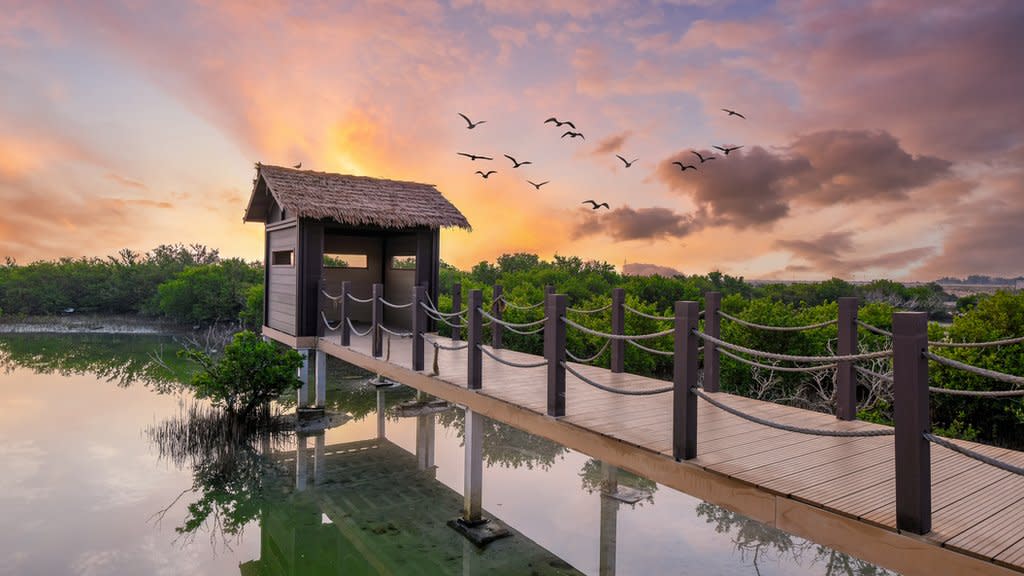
left=476, top=170, right=497, bottom=179
left=457, top=152, right=493, bottom=161
left=582, top=200, right=610, bottom=210
left=504, top=154, right=532, bottom=168
left=562, top=131, right=585, bottom=140
left=458, top=113, right=486, bottom=129
left=672, top=161, right=698, bottom=171
left=527, top=180, right=549, bottom=190
left=721, top=108, right=746, bottom=119
left=544, top=117, right=576, bottom=129
left=713, top=145, right=743, bottom=155
left=616, top=155, right=638, bottom=168
left=293, top=162, right=302, bottom=169
left=691, top=151, right=716, bottom=163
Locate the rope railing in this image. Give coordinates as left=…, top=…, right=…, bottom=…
left=563, top=362, right=673, bottom=396
left=421, top=335, right=469, bottom=351
left=478, top=308, right=547, bottom=329
left=320, top=289, right=345, bottom=302
left=379, top=298, right=412, bottom=310
left=856, top=320, right=892, bottom=337
left=923, top=351, right=1024, bottom=386
left=719, top=310, right=837, bottom=332
left=563, top=316, right=674, bottom=341
left=929, top=386, right=1024, bottom=398
left=346, top=318, right=373, bottom=337
left=503, top=324, right=546, bottom=336
left=346, top=293, right=373, bottom=304
left=320, top=311, right=343, bottom=332
left=693, top=388, right=895, bottom=437
left=928, top=335, right=1024, bottom=348
left=623, top=304, right=674, bottom=321
left=718, top=347, right=838, bottom=373
left=566, top=340, right=611, bottom=363
left=379, top=324, right=414, bottom=338
left=478, top=345, right=548, bottom=368
left=567, top=303, right=612, bottom=315
left=420, top=301, right=467, bottom=319
left=924, top=433, right=1024, bottom=476
left=625, top=339, right=674, bottom=356
left=498, top=296, right=544, bottom=311
left=694, top=330, right=892, bottom=363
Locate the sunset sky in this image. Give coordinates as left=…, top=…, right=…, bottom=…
left=1, top=1, right=1021, bottom=280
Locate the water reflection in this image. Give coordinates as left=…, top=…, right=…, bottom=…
left=436, top=408, right=569, bottom=470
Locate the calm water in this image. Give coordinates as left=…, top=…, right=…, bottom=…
left=0, top=334, right=893, bottom=575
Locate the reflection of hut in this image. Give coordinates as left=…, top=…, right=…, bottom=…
left=244, top=165, right=470, bottom=342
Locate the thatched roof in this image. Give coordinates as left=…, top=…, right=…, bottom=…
left=244, top=164, right=470, bottom=230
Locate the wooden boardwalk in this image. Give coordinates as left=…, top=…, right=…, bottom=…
left=307, top=330, right=1024, bottom=575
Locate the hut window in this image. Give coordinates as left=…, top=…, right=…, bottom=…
left=391, top=255, right=416, bottom=270
left=323, top=253, right=368, bottom=269
left=271, top=250, right=294, bottom=266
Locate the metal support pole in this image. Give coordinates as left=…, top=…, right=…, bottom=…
left=464, top=408, right=483, bottom=524
left=376, top=388, right=386, bottom=440
left=545, top=293, right=567, bottom=417
left=491, top=285, right=504, bottom=349
left=372, top=283, right=383, bottom=358
left=599, top=461, right=619, bottom=576
left=893, top=311, right=931, bottom=535
left=297, top=348, right=310, bottom=408
left=416, top=412, right=436, bottom=475
left=451, top=282, right=462, bottom=341
left=674, top=301, right=700, bottom=460
left=339, top=281, right=351, bottom=346
left=703, top=292, right=721, bottom=393
left=836, top=297, right=859, bottom=420
left=313, top=432, right=325, bottom=486
left=611, top=288, right=625, bottom=373
left=295, top=433, right=308, bottom=491
left=467, top=290, right=483, bottom=390
left=412, top=284, right=427, bottom=371
left=315, top=349, right=327, bottom=407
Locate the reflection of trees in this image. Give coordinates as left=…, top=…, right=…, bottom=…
left=436, top=409, right=568, bottom=470
left=0, top=333, right=190, bottom=389
left=696, top=503, right=893, bottom=576
left=578, top=459, right=657, bottom=504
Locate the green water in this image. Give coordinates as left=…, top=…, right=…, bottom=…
left=0, top=334, right=893, bottom=575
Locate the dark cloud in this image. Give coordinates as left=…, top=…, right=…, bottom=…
left=775, top=231, right=934, bottom=277
left=623, top=262, right=682, bottom=277
left=572, top=205, right=700, bottom=241
left=591, top=131, right=631, bottom=156
left=914, top=197, right=1024, bottom=279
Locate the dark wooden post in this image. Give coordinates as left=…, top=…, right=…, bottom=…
left=467, top=289, right=483, bottom=390
left=317, top=271, right=326, bottom=338
left=674, top=301, right=700, bottom=461
left=893, top=311, right=931, bottom=535
left=451, top=282, right=462, bottom=341
left=371, top=283, right=383, bottom=358
left=611, top=288, right=625, bottom=373
left=836, top=297, right=860, bottom=420
left=492, top=285, right=504, bottom=349
left=702, top=292, right=721, bottom=393
left=545, top=293, right=567, bottom=417
left=412, top=284, right=427, bottom=371
left=339, top=281, right=351, bottom=346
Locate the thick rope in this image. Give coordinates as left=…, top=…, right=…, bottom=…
left=923, top=351, right=1024, bottom=386
left=563, top=316, right=674, bottom=341
left=693, top=331, right=892, bottom=363
left=478, top=345, right=548, bottom=368
left=718, top=347, right=838, bottom=373
left=503, top=324, right=546, bottom=336
left=320, top=311, right=344, bottom=332
left=626, top=339, right=674, bottom=356
left=420, top=301, right=467, bottom=319
left=856, top=321, right=893, bottom=337
left=380, top=298, right=412, bottom=310
left=379, top=325, right=414, bottom=338
left=563, top=362, right=673, bottom=395
left=924, top=433, right=1024, bottom=476
left=421, top=335, right=469, bottom=351
left=498, top=296, right=544, bottom=311
left=566, top=340, right=612, bottom=363
left=693, top=389, right=895, bottom=437
left=567, top=303, right=612, bottom=315
left=346, top=293, right=373, bottom=304
left=346, top=318, right=373, bottom=337
left=719, top=311, right=837, bottom=332
left=321, top=289, right=344, bottom=302
left=623, top=304, right=674, bottom=321
left=929, top=386, right=1024, bottom=398
left=928, top=335, right=1024, bottom=348
left=478, top=308, right=547, bottom=329
left=854, top=365, right=893, bottom=383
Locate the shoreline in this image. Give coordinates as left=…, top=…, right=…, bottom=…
left=0, top=314, right=189, bottom=335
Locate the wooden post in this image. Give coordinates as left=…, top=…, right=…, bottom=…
left=491, top=285, right=504, bottom=349
left=412, top=284, right=427, bottom=371
left=611, top=288, right=625, bottom=373
left=893, top=311, right=931, bottom=535
left=371, top=283, right=383, bottom=358
left=451, top=282, right=462, bottom=341
left=703, top=292, right=721, bottom=393
left=836, top=297, right=860, bottom=420
left=467, top=289, right=483, bottom=390
left=376, top=388, right=386, bottom=440
left=297, top=348, right=310, bottom=408
left=674, top=301, right=700, bottom=460
left=339, top=281, right=351, bottom=347
left=545, top=293, right=567, bottom=417
left=313, top=432, right=325, bottom=486
left=464, top=408, right=483, bottom=524
left=317, top=271, right=326, bottom=338
left=314, top=349, right=326, bottom=407
left=295, top=433, right=308, bottom=491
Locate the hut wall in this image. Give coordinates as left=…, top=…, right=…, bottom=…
left=267, top=224, right=298, bottom=334
left=321, top=234, right=383, bottom=324
left=384, top=235, right=417, bottom=328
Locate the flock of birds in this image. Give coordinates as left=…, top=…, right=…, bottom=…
left=455, top=109, right=746, bottom=210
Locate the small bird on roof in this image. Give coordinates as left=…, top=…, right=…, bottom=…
left=457, top=152, right=493, bottom=161
left=713, top=145, right=743, bottom=155
left=476, top=170, right=497, bottom=179
left=721, top=108, right=746, bottom=119
left=691, top=151, right=716, bottom=163
left=504, top=154, right=532, bottom=168
left=582, top=200, right=610, bottom=210
left=293, top=162, right=301, bottom=169
left=458, top=113, right=486, bottom=129
left=527, top=180, right=549, bottom=190
left=616, top=155, right=638, bottom=168
left=544, top=117, right=576, bottom=129
left=672, top=161, right=697, bottom=171
left=562, top=131, right=585, bottom=140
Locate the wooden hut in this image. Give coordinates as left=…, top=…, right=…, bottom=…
left=244, top=164, right=470, bottom=345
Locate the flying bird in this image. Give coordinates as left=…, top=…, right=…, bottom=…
left=457, top=152, right=493, bottom=161
left=527, top=180, right=549, bottom=190
left=721, top=108, right=746, bottom=119
left=476, top=170, right=497, bottom=179
left=672, top=161, right=697, bottom=171
left=616, top=155, right=638, bottom=168
left=458, top=113, right=486, bottom=129
left=544, top=117, right=576, bottom=129
left=562, top=131, right=585, bottom=139
left=713, top=145, right=743, bottom=155
left=691, top=151, right=716, bottom=163
left=582, top=200, right=610, bottom=210
left=293, top=162, right=302, bottom=169
left=504, top=154, right=532, bottom=168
